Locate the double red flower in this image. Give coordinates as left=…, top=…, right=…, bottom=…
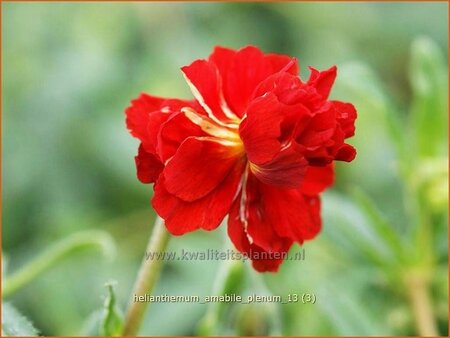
left=126, top=46, right=357, bottom=272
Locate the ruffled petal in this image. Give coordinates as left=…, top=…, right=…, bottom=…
left=250, top=145, right=308, bottom=188
left=157, top=111, right=205, bottom=162
left=240, top=93, right=311, bottom=166
left=207, top=46, right=239, bottom=118
left=125, top=93, right=165, bottom=151
left=336, top=143, right=357, bottom=162
left=163, top=137, right=244, bottom=202
left=126, top=93, right=199, bottom=154
left=220, top=46, right=268, bottom=118
left=307, top=66, right=337, bottom=99
left=239, top=93, right=283, bottom=164
left=265, top=53, right=299, bottom=75
left=210, top=45, right=298, bottom=118
left=299, top=164, right=334, bottom=196
left=244, top=174, right=293, bottom=252
left=153, top=160, right=244, bottom=235
left=181, top=60, right=238, bottom=124
left=260, top=183, right=323, bottom=242
left=227, top=187, right=293, bottom=272
left=252, top=70, right=298, bottom=97
left=146, top=111, right=171, bottom=154
left=332, top=100, right=357, bottom=138
left=208, top=46, right=236, bottom=79
left=295, top=104, right=340, bottom=165
left=135, top=143, right=164, bottom=184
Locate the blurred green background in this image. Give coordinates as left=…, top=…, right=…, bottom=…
left=2, top=2, right=448, bottom=336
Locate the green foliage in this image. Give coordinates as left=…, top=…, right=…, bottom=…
left=2, top=303, right=39, bottom=337
left=262, top=34, right=448, bottom=336
left=197, top=253, right=246, bottom=336
left=350, top=188, right=405, bottom=263
left=2, top=2, right=448, bottom=336
left=3, top=230, right=116, bottom=297
left=79, top=282, right=124, bottom=336
left=101, top=282, right=124, bottom=336
left=409, top=37, right=448, bottom=158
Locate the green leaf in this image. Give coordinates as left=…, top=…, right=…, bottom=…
left=414, top=158, right=449, bottom=211
left=318, top=278, right=389, bottom=335
left=409, top=36, right=448, bottom=158
left=3, top=230, right=116, bottom=297
left=234, top=302, right=280, bottom=336
left=322, top=193, right=397, bottom=266
left=1, top=303, right=39, bottom=337
left=219, top=258, right=246, bottom=298
left=80, top=310, right=103, bottom=336
left=333, top=62, right=403, bottom=196
left=350, top=188, right=405, bottom=262
left=197, top=258, right=246, bottom=336
left=101, top=282, right=124, bottom=337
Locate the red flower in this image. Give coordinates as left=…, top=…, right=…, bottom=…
left=126, top=46, right=357, bottom=272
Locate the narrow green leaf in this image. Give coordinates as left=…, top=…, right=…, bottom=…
left=334, top=62, right=403, bottom=193
left=101, top=282, right=124, bottom=337
left=1, top=303, right=39, bottom=337
left=318, top=279, right=388, bottom=335
left=409, top=36, right=448, bottom=158
left=3, top=230, right=116, bottom=297
left=197, top=254, right=246, bottom=336
left=80, top=310, right=102, bottom=336
left=220, top=258, right=246, bottom=298
left=350, top=187, right=405, bottom=262
left=322, top=193, right=397, bottom=266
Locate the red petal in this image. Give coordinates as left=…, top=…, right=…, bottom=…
left=265, top=53, right=299, bottom=75
left=239, top=93, right=284, bottom=164
left=153, top=161, right=244, bottom=235
left=126, top=93, right=199, bottom=154
left=221, top=46, right=268, bottom=117
left=226, top=168, right=324, bottom=271
left=125, top=93, right=164, bottom=150
left=227, top=190, right=293, bottom=272
left=209, top=46, right=236, bottom=78
left=181, top=60, right=237, bottom=124
left=146, top=111, right=171, bottom=154
left=336, top=144, right=357, bottom=162
left=245, top=174, right=294, bottom=252
left=240, top=93, right=310, bottom=165
left=261, top=183, right=323, bottom=242
left=163, top=137, right=244, bottom=202
left=295, top=104, right=338, bottom=164
left=211, top=46, right=299, bottom=118
left=300, top=164, right=334, bottom=196
left=252, top=71, right=300, bottom=100
left=307, top=66, right=337, bottom=99
left=135, top=143, right=164, bottom=183
left=332, top=100, right=357, bottom=138
left=157, top=111, right=205, bottom=162
left=250, top=145, right=308, bottom=188
left=298, top=127, right=336, bottom=150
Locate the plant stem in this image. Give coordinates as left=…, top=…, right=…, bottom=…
left=405, top=271, right=438, bottom=336
left=122, top=216, right=170, bottom=336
